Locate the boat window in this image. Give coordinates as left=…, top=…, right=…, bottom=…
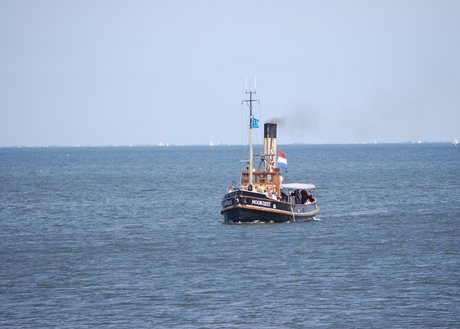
left=259, top=174, right=265, bottom=183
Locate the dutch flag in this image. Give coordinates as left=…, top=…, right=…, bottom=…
left=277, top=151, right=288, bottom=172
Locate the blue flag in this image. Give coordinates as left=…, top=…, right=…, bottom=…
left=252, top=118, right=260, bottom=128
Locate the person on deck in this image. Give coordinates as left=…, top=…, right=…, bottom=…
left=301, top=190, right=308, bottom=203
left=295, top=190, right=301, bottom=204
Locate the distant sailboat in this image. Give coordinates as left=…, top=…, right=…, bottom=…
left=454, top=139, right=458, bottom=148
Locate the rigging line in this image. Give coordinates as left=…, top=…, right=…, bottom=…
left=240, top=101, right=251, bottom=172
left=240, top=102, right=245, bottom=145
left=253, top=99, right=263, bottom=153
left=240, top=102, right=246, bottom=165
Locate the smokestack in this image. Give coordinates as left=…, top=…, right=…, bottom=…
left=263, top=123, right=277, bottom=172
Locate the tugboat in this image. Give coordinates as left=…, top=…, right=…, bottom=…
left=221, top=88, right=320, bottom=223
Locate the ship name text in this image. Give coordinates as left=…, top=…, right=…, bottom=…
left=252, top=200, right=271, bottom=207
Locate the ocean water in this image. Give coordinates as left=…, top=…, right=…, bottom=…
left=0, top=144, right=459, bottom=328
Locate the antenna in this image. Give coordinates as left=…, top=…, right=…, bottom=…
left=245, top=75, right=257, bottom=94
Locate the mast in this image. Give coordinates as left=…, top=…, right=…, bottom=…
left=243, top=87, right=258, bottom=186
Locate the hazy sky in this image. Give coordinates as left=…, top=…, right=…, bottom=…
left=1, top=0, right=459, bottom=146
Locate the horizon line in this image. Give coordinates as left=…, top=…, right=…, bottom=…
left=1, top=140, right=457, bottom=148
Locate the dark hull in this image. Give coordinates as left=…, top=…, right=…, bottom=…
left=221, top=190, right=320, bottom=224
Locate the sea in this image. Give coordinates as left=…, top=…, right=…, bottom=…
left=1, top=144, right=459, bottom=328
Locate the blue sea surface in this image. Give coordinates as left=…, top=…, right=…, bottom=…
left=1, top=144, right=459, bottom=328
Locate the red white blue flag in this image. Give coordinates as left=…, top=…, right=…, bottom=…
left=277, top=151, right=288, bottom=172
